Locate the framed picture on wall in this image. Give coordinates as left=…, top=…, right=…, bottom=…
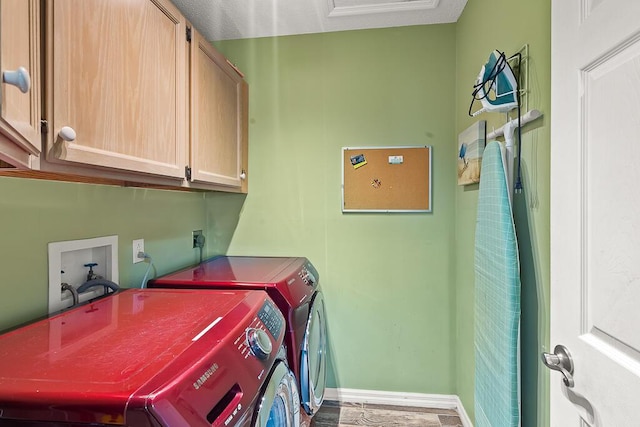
left=457, top=121, right=486, bottom=186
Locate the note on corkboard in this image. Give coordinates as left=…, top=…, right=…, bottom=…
left=342, top=146, right=432, bottom=212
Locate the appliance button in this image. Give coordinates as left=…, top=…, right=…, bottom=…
left=246, top=328, right=272, bottom=360
left=305, top=270, right=317, bottom=286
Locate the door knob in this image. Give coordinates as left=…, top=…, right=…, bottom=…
left=541, top=344, right=575, bottom=388
left=2, top=67, right=31, bottom=93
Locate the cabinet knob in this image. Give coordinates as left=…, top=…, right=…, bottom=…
left=2, top=67, right=31, bottom=93
left=240, top=169, right=247, bottom=180
left=59, top=126, right=77, bottom=142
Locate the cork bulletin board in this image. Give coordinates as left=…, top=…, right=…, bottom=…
left=342, top=146, right=432, bottom=212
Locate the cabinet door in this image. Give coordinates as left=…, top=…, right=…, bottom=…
left=0, top=0, right=41, bottom=168
left=46, top=0, right=187, bottom=179
left=190, top=28, right=248, bottom=191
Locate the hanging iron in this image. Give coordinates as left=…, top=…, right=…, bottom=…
left=469, top=50, right=518, bottom=117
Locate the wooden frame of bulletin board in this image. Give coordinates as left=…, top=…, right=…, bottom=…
left=342, top=146, right=432, bottom=213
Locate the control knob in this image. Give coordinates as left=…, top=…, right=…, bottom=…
left=306, top=269, right=317, bottom=286
left=300, top=268, right=317, bottom=286
left=246, top=328, right=272, bottom=360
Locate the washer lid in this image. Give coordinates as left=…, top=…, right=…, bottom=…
left=0, top=289, right=272, bottom=425
left=150, top=256, right=299, bottom=285
left=148, top=256, right=319, bottom=310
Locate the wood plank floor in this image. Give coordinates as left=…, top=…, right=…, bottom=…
left=310, top=401, right=464, bottom=427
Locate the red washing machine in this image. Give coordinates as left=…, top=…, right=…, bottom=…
left=0, top=288, right=300, bottom=427
left=148, top=256, right=327, bottom=425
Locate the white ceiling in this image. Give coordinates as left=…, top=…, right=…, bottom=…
left=170, top=0, right=468, bottom=41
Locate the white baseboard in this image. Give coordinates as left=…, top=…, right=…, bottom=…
left=454, top=395, right=473, bottom=427
left=324, top=388, right=473, bottom=427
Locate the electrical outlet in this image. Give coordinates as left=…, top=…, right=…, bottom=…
left=133, top=239, right=145, bottom=263
left=192, top=230, right=203, bottom=248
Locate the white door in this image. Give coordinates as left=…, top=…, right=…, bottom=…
left=550, top=0, right=640, bottom=425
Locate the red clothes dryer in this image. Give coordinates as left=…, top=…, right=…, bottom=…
left=0, top=288, right=299, bottom=427
left=149, top=256, right=327, bottom=424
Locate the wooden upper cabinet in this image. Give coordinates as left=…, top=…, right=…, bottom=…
left=189, top=27, right=248, bottom=192
left=0, top=0, right=41, bottom=168
left=45, top=0, right=187, bottom=179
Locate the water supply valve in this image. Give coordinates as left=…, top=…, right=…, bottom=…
left=84, top=263, right=99, bottom=281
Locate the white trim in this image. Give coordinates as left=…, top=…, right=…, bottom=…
left=327, top=0, right=440, bottom=17
left=324, top=388, right=473, bottom=427
left=454, top=395, right=473, bottom=427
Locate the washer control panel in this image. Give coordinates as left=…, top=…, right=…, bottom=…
left=297, top=263, right=318, bottom=287
left=233, top=299, right=284, bottom=361
left=257, top=299, right=283, bottom=338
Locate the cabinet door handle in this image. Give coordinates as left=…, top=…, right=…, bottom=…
left=2, top=67, right=31, bottom=93
left=59, top=126, right=77, bottom=142
left=240, top=169, right=247, bottom=180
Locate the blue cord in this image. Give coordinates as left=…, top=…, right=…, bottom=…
left=138, top=252, right=154, bottom=288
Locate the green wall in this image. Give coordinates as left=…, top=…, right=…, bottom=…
left=0, top=177, right=221, bottom=331
left=215, top=0, right=552, bottom=422
left=213, top=25, right=459, bottom=393
left=454, top=0, right=551, bottom=424
left=0, top=3, right=551, bottom=423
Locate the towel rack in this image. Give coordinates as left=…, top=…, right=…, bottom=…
left=487, top=109, right=542, bottom=140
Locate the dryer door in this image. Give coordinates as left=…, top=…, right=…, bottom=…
left=300, top=291, right=327, bottom=416
left=254, top=360, right=300, bottom=427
